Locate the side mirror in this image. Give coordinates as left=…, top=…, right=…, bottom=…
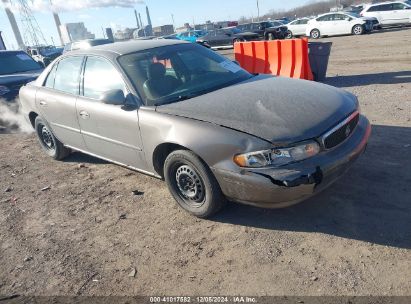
left=99, top=89, right=125, bottom=105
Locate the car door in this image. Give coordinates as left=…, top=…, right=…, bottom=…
left=75, top=55, right=147, bottom=170
left=332, top=14, right=352, bottom=34
left=378, top=4, right=396, bottom=24
left=390, top=2, right=410, bottom=23
left=35, top=56, right=86, bottom=150
left=315, top=15, right=333, bottom=35
left=296, top=19, right=309, bottom=35
left=290, top=19, right=308, bottom=35
left=215, top=29, right=230, bottom=46
left=205, top=31, right=218, bottom=47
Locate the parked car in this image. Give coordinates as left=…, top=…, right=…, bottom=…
left=63, top=39, right=113, bottom=53
left=360, top=1, right=411, bottom=26
left=237, top=21, right=288, bottom=40
left=344, top=5, right=365, bottom=14
left=27, top=45, right=62, bottom=67
left=19, top=40, right=371, bottom=218
left=196, top=27, right=260, bottom=48
left=306, top=12, right=374, bottom=38
left=285, top=18, right=311, bottom=38
left=175, top=30, right=208, bottom=43
left=0, top=50, right=43, bottom=101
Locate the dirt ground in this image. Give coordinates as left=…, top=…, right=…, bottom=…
left=0, top=28, right=410, bottom=297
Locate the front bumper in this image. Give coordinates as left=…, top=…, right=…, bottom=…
left=212, top=115, right=371, bottom=208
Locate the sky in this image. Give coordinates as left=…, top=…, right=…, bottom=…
left=0, top=0, right=309, bottom=49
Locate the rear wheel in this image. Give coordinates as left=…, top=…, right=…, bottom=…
left=267, top=32, right=275, bottom=40
left=310, top=29, right=320, bottom=39
left=35, top=116, right=70, bottom=160
left=164, top=150, right=226, bottom=218
left=352, top=24, right=364, bottom=35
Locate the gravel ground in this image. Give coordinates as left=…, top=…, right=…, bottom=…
left=0, top=28, right=410, bottom=297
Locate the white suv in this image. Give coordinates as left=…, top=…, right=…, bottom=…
left=361, top=1, right=411, bottom=25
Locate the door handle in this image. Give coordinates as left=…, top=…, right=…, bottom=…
left=39, top=100, right=47, bottom=106
left=79, top=111, right=90, bottom=119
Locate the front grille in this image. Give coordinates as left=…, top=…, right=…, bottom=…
left=323, top=112, right=359, bottom=149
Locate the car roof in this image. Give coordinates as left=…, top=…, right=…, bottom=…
left=367, top=1, right=405, bottom=6
left=67, top=39, right=188, bottom=57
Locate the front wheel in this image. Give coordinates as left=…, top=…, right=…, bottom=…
left=164, top=150, right=226, bottom=218
left=286, top=30, right=293, bottom=39
left=35, top=116, right=70, bottom=160
left=352, top=24, right=364, bottom=35
left=310, top=29, right=320, bottom=39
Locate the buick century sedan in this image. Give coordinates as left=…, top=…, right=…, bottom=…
left=19, top=40, right=371, bottom=218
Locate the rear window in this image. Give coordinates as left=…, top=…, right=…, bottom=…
left=368, top=4, right=393, bottom=11
left=0, top=52, right=42, bottom=75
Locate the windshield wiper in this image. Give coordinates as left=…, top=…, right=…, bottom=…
left=154, top=92, right=201, bottom=106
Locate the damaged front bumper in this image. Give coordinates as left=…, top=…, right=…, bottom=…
left=212, top=115, right=371, bottom=208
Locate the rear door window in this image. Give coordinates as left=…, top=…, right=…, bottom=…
left=44, top=63, right=58, bottom=88
left=53, top=56, right=83, bottom=95
left=317, top=15, right=333, bottom=21
left=392, top=3, right=406, bottom=9
left=82, top=56, right=126, bottom=100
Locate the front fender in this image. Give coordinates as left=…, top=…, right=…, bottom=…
left=138, top=107, right=271, bottom=174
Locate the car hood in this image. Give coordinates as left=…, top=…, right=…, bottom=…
left=0, top=69, right=43, bottom=86
left=156, top=75, right=358, bottom=144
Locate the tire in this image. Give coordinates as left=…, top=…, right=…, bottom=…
left=267, top=32, right=275, bottom=40
left=233, top=38, right=243, bottom=44
left=35, top=116, right=70, bottom=160
left=352, top=24, right=364, bottom=35
left=286, top=30, right=293, bottom=39
left=310, top=29, right=320, bottom=39
left=164, top=150, right=226, bottom=218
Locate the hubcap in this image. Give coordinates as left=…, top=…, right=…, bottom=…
left=354, top=26, right=362, bottom=34
left=175, top=165, right=204, bottom=202
left=40, top=125, right=54, bottom=150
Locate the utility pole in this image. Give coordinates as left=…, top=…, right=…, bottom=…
left=256, top=0, right=260, bottom=22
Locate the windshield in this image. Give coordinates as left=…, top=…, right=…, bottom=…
left=118, top=43, right=252, bottom=106
left=0, top=52, right=42, bottom=75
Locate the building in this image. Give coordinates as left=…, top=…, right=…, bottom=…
left=152, top=24, right=174, bottom=37
left=114, top=28, right=137, bottom=41
left=60, top=22, right=95, bottom=43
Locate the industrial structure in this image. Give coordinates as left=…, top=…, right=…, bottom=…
left=1, top=0, right=25, bottom=49
left=0, top=31, right=6, bottom=50
left=152, top=25, right=174, bottom=37
left=16, top=0, right=47, bottom=46
left=60, top=22, right=95, bottom=44
left=2, top=1, right=160, bottom=48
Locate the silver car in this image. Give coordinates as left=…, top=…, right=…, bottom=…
left=19, top=40, right=371, bottom=218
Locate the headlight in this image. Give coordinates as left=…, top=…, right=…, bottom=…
left=0, top=85, right=10, bottom=96
left=233, top=141, right=320, bottom=168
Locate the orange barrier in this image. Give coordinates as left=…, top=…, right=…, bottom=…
left=234, top=38, right=313, bottom=81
